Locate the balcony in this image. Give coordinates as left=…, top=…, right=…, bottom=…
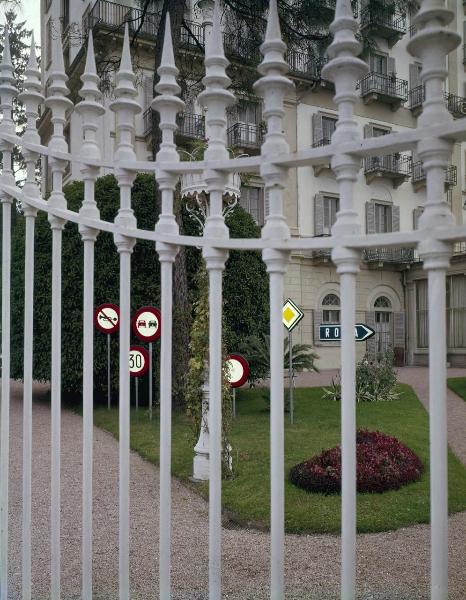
left=143, top=110, right=205, bottom=141
left=364, top=248, right=415, bottom=266
left=286, top=51, right=331, bottom=87
left=360, top=4, right=407, bottom=47
left=364, top=154, right=411, bottom=188
left=412, top=161, right=457, bottom=191
left=453, top=242, right=466, bottom=256
left=180, top=20, right=205, bottom=49
left=409, top=86, right=466, bottom=118
left=312, top=137, right=333, bottom=175
left=82, top=0, right=161, bottom=41
left=227, top=122, right=264, bottom=151
left=223, top=31, right=262, bottom=64
left=359, top=72, right=408, bottom=109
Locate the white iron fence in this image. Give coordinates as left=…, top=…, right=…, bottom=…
left=0, top=0, right=464, bottom=599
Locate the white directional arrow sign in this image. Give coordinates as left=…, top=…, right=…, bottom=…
left=319, top=323, right=375, bottom=342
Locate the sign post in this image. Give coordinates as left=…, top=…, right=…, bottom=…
left=282, top=298, right=304, bottom=425
left=132, top=307, right=161, bottom=419
left=94, top=303, right=120, bottom=409
left=129, top=345, right=149, bottom=414
left=319, top=323, right=375, bottom=342
left=225, top=354, right=250, bottom=418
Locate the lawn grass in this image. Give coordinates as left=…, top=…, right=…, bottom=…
left=447, top=377, right=466, bottom=402
left=93, top=384, right=466, bottom=534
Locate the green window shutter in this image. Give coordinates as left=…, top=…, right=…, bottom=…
left=413, top=207, right=424, bottom=229
left=366, top=201, right=376, bottom=234
left=313, top=309, right=323, bottom=345
left=312, top=112, right=323, bottom=145
left=393, top=312, right=405, bottom=349
left=392, top=205, right=400, bottom=232
left=314, top=194, right=325, bottom=236
left=365, top=311, right=377, bottom=356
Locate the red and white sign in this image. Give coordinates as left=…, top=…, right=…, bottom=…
left=225, top=354, right=250, bottom=388
left=132, top=306, right=161, bottom=343
left=129, top=346, right=149, bottom=377
left=94, top=303, right=120, bottom=334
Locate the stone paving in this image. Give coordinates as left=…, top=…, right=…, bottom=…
left=4, top=371, right=466, bottom=598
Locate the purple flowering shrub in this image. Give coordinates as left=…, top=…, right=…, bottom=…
left=289, top=430, right=424, bottom=494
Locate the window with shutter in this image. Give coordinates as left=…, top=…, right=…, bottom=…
left=374, top=203, right=392, bottom=233
left=312, top=112, right=323, bottom=146
left=365, top=311, right=377, bottom=355
left=409, top=63, right=422, bottom=88
left=416, top=280, right=428, bottom=348
left=322, top=116, right=337, bottom=145
left=393, top=312, right=405, bottom=349
left=323, top=196, right=339, bottom=234
left=239, top=186, right=263, bottom=225
left=322, top=294, right=340, bottom=323
left=391, top=205, right=400, bottom=232
left=387, top=57, right=396, bottom=76
left=314, top=194, right=325, bottom=236
left=366, top=201, right=376, bottom=234
left=413, top=207, right=424, bottom=229
left=264, top=189, right=270, bottom=219
left=143, top=76, right=153, bottom=111
left=370, top=52, right=388, bottom=75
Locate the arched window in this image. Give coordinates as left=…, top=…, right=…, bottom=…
left=374, top=296, right=392, bottom=309
left=322, top=293, right=340, bottom=324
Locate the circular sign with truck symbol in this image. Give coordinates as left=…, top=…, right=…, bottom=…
left=129, top=346, right=149, bottom=377
left=94, top=303, right=120, bottom=335
left=132, top=306, right=161, bottom=343
left=225, top=354, right=250, bottom=388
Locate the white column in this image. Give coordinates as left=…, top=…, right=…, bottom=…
left=407, top=2, right=459, bottom=596
left=0, top=26, right=18, bottom=600
left=18, top=32, right=42, bottom=600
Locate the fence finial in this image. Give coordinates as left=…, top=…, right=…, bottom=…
left=114, top=23, right=137, bottom=99
left=160, top=13, right=176, bottom=71
left=26, top=32, right=40, bottom=78
left=1, top=24, right=13, bottom=71
left=80, top=30, right=101, bottom=101
left=264, top=0, right=281, bottom=43
left=0, top=23, right=18, bottom=135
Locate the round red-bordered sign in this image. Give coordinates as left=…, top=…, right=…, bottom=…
left=132, top=306, right=161, bottom=343
left=129, top=346, right=150, bottom=377
left=225, top=354, right=250, bottom=388
left=94, top=303, right=120, bottom=335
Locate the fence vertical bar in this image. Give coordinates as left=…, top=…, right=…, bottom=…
left=18, top=32, right=43, bottom=600
left=321, top=1, right=367, bottom=597
left=197, top=4, right=234, bottom=597
left=0, top=25, right=17, bottom=600
left=109, top=24, right=139, bottom=600
left=253, top=2, right=293, bottom=596
left=44, top=21, right=73, bottom=599
left=77, top=31, right=104, bottom=599
left=152, top=15, right=184, bottom=597
left=406, top=2, right=459, bottom=597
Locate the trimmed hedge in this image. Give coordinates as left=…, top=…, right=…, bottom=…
left=289, top=430, right=424, bottom=494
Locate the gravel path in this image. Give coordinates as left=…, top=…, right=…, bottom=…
left=6, top=375, right=466, bottom=599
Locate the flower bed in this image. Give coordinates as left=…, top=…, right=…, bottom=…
left=289, top=430, right=424, bottom=494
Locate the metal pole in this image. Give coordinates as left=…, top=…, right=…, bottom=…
left=289, top=330, right=293, bottom=425
left=149, top=342, right=153, bottom=420
left=232, top=388, right=236, bottom=419
left=135, top=377, right=138, bottom=412
left=108, top=334, right=111, bottom=410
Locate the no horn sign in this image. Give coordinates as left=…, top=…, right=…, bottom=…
left=319, top=324, right=375, bottom=342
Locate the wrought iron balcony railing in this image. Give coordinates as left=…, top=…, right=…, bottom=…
left=409, top=85, right=466, bottom=117
left=82, top=0, right=161, bottom=40
left=286, top=51, right=328, bottom=81
left=180, top=20, right=205, bottom=48
left=453, top=241, right=466, bottom=255
left=177, top=112, right=205, bottom=139
left=223, top=31, right=262, bottom=63
left=360, top=4, right=407, bottom=40
left=364, top=248, right=415, bottom=264
left=464, top=44, right=466, bottom=64
left=143, top=110, right=206, bottom=140
left=412, top=161, right=457, bottom=186
left=359, top=72, right=408, bottom=104
left=364, top=154, right=412, bottom=177
left=409, top=24, right=417, bottom=37
left=227, top=122, right=264, bottom=149
left=312, top=137, right=333, bottom=148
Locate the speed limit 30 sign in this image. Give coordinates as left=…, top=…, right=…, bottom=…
left=129, top=346, right=149, bottom=377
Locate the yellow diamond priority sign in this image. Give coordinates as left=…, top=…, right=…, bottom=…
left=282, top=298, right=304, bottom=332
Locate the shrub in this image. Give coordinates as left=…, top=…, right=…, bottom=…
left=289, top=430, right=424, bottom=494
left=322, top=349, right=399, bottom=403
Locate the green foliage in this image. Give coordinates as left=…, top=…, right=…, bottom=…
left=184, top=262, right=233, bottom=478
left=447, top=378, right=466, bottom=403
left=182, top=203, right=269, bottom=352
left=10, top=174, right=160, bottom=401
left=239, top=333, right=319, bottom=385
left=322, top=349, right=399, bottom=403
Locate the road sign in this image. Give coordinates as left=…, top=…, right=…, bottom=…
left=129, top=346, right=149, bottom=377
left=132, top=306, right=161, bottom=343
left=94, top=303, right=120, bottom=334
left=319, top=323, right=375, bottom=342
left=282, top=298, right=304, bottom=332
left=225, top=354, right=250, bottom=388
